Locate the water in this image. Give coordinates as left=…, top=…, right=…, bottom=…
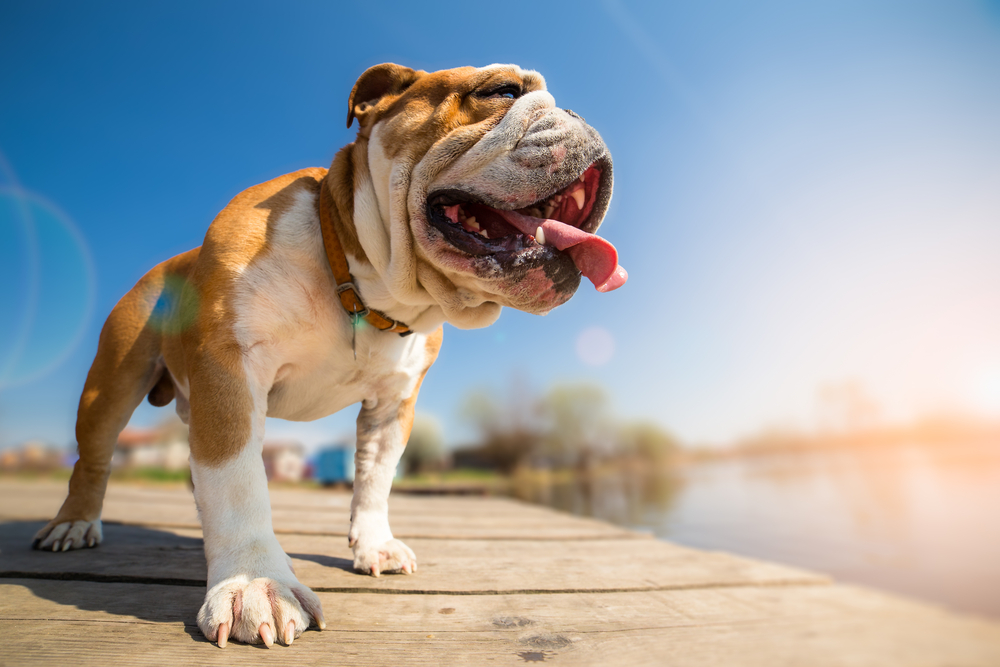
left=512, top=441, right=1000, bottom=618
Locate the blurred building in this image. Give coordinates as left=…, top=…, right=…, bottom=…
left=262, top=441, right=306, bottom=482
left=314, top=444, right=355, bottom=485
left=314, top=443, right=404, bottom=485
left=115, top=426, right=190, bottom=470
left=0, top=441, right=66, bottom=472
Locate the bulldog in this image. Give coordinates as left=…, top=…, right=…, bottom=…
left=31, top=63, right=627, bottom=647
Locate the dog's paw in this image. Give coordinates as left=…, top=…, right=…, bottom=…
left=32, top=519, right=102, bottom=551
left=353, top=538, right=417, bottom=577
left=198, top=577, right=325, bottom=648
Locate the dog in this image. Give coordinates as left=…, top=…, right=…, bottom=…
left=31, top=63, right=627, bottom=647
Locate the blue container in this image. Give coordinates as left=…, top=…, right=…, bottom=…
left=314, top=445, right=355, bottom=485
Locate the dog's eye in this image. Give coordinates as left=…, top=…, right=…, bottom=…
left=478, top=84, right=522, bottom=100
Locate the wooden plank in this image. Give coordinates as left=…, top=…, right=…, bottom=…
left=0, top=480, right=637, bottom=540
left=0, top=520, right=827, bottom=592
left=1, top=479, right=625, bottom=518
left=2, top=580, right=998, bottom=666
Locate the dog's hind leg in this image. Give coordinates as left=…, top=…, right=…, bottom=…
left=33, top=250, right=198, bottom=551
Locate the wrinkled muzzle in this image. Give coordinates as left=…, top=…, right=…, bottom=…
left=414, top=90, right=626, bottom=314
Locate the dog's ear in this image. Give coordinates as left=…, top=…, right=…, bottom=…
left=347, top=63, right=421, bottom=129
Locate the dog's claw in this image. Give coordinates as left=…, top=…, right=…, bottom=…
left=260, top=622, right=274, bottom=647
left=316, top=612, right=327, bottom=630
left=217, top=622, right=229, bottom=648
left=285, top=621, right=295, bottom=645
left=88, top=537, right=96, bottom=548
left=370, top=564, right=380, bottom=577
left=61, top=539, right=73, bottom=551
left=51, top=541, right=60, bottom=552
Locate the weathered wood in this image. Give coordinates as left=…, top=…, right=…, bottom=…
left=3, top=479, right=999, bottom=666
left=2, top=579, right=999, bottom=666
left=0, top=520, right=826, bottom=592
left=0, top=480, right=637, bottom=539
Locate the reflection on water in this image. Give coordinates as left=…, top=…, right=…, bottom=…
left=511, top=466, right=684, bottom=529
left=510, top=442, right=1000, bottom=618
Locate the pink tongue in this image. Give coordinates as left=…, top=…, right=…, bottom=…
left=496, top=209, right=628, bottom=292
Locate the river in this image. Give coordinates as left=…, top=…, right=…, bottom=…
left=511, top=441, right=1000, bottom=618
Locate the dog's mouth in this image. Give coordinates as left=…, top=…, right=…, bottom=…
left=426, top=164, right=627, bottom=292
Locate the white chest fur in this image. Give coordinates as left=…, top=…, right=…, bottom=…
left=230, top=186, right=432, bottom=423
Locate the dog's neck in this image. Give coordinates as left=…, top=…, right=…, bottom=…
left=322, top=141, right=502, bottom=334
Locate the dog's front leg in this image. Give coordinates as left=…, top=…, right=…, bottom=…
left=188, top=354, right=324, bottom=647
left=349, top=395, right=419, bottom=576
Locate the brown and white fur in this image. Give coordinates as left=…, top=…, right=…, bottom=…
left=32, top=63, right=616, bottom=648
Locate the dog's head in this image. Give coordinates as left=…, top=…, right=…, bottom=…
left=341, top=63, right=626, bottom=327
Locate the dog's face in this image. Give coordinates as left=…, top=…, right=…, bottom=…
left=352, top=63, right=625, bottom=316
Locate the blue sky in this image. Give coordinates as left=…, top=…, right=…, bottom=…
left=2, top=1, right=1000, bottom=450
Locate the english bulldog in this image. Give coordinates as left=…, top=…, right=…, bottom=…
left=32, top=63, right=627, bottom=647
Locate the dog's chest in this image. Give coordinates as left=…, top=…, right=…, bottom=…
left=265, top=327, right=428, bottom=422
left=227, top=190, right=433, bottom=422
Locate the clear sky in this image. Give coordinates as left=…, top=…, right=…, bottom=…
left=2, top=0, right=1000, bottom=450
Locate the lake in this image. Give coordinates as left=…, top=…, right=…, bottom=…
left=511, top=441, right=1000, bottom=619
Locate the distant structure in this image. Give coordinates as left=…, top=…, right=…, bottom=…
left=0, top=441, right=66, bottom=472
left=313, top=442, right=405, bottom=485
left=262, top=441, right=306, bottom=482
left=115, top=426, right=190, bottom=471
left=314, top=444, right=355, bottom=486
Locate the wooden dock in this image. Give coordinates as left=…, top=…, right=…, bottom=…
left=1, top=479, right=998, bottom=665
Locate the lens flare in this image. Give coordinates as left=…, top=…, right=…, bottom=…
left=146, top=274, right=200, bottom=334
left=0, top=187, right=96, bottom=388
left=575, top=326, right=615, bottom=366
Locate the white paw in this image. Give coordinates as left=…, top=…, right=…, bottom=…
left=352, top=538, right=417, bottom=577
left=197, top=576, right=325, bottom=648
left=33, top=519, right=103, bottom=551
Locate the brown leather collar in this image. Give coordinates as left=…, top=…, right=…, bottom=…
left=317, top=179, right=412, bottom=336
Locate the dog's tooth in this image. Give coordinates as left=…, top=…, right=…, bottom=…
left=535, top=226, right=546, bottom=246
left=466, top=216, right=480, bottom=230
left=479, top=229, right=489, bottom=239
left=571, top=188, right=585, bottom=210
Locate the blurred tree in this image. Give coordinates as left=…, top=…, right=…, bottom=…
left=539, top=384, right=613, bottom=468
left=459, top=379, right=682, bottom=473
left=459, top=380, right=543, bottom=474
left=402, top=413, right=445, bottom=475
left=616, top=421, right=679, bottom=464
